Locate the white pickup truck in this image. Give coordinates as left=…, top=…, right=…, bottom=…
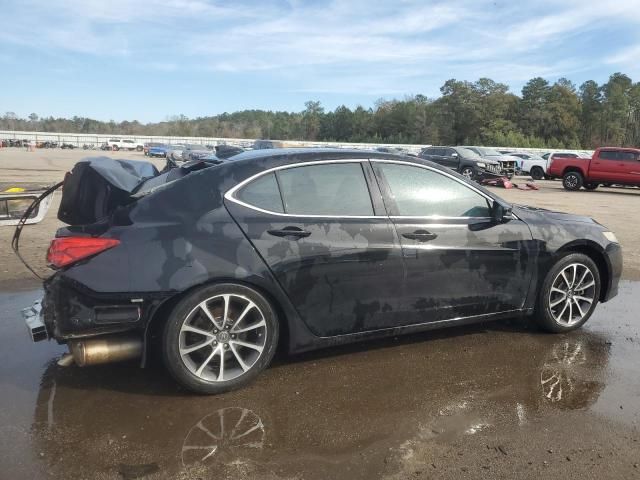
left=106, top=138, right=144, bottom=151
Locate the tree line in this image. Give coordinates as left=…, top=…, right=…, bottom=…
left=2, top=73, right=639, bottom=149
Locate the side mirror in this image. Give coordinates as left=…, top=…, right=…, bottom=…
left=451, top=152, right=458, bottom=158
left=491, top=201, right=512, bottom=223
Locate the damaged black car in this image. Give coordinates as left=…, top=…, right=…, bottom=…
left=20, top=149, right=622, bottom=394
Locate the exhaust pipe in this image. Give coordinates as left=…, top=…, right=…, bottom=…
left=69, top=335, right=142, bottom=366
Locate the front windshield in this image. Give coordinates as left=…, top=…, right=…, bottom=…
left=477, top=147, right=501, bottom=156
left=457, top=147, right=481, bottom=158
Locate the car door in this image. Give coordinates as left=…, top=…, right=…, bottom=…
left=224, top=160, right=406, bottom=337
left=619, top=150, right=640, bottom=183
left=589, top=150, right=626, bottom=183
left=371, top=160, right=534, bottom=323
left=441, top=148, right=460, bottom=170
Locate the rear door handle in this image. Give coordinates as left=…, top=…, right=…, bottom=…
left=267, top=226, right=311, bottom=239
left=402, top=230, right=438, bottom=242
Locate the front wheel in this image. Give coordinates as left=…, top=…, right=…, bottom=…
left=535, top=253, right=600, bottom=333
left=530, top=166, right=545, bottom=180
left=163, top=283, right=279, bottom=394
left=460, top=166, right=475, bottom=180
left=562, top=171, right=583, bottom=191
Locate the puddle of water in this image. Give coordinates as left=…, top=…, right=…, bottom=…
left=0, top=282, right=638, bottom=479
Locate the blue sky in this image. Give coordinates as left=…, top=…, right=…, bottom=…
left=1, top=0, right=640, bottom=122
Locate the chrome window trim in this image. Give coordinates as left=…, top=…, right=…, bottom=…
left=224, top=159, right=380, bottom=219
left=224, top=158, right=507, bottom=221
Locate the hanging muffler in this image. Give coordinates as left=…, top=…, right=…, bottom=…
left=67, top=335, right=143, bottom=366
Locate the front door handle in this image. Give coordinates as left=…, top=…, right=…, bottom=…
left=267, top=226, right=311, bottom=239
left=402, top=230, right=438, bottom=242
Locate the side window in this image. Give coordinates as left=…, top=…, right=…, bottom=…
left=599, top=150, right=619, bottom=160
left=277, top=163, right=374, bottom=216
left=423, top=148, right=436, bottom=156
left=377, top=163, right=491, bottom=218
left=619, top=151, right=639, bottom=161
left=236, top=172, right=284, bottom=213
left=443, top=148, right=455, bottom=156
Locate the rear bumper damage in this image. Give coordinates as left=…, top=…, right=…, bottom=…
left=30, top=273, right=171, bottom=366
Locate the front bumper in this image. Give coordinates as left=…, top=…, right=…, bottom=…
left=603, top=242, right=623, bottom=302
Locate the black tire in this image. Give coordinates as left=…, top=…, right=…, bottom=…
left=459, top=166, right=475, bottom=180
left=137, top=146, right=143, bottom=152
left=534, top=253, right=600, bottom=333
left=530, top=166, right=545, bottom=180
left=112, top=145, right=119, bottom=151
left=562, top=171, right=583, bottom=191
left=163, top=283, right=279, bottom=394
left=584, top=183, right=598, bottom=190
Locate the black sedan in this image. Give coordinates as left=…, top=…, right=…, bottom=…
left=25, top=149, right=622, bottom=394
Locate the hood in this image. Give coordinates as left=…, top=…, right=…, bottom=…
left=513, top=204, right=599, bottom=225
left=473, top=157, right=500, bottom=165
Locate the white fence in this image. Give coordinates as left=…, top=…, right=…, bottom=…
left=0, top=130, right=594, bottom=157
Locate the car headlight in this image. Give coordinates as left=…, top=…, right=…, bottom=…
left=602, top=231, right=618, bottom=243
left=477, top=162, right=486, bottom=168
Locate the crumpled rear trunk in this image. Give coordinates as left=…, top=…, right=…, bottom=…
left=58, top=157, right=158, bottom=225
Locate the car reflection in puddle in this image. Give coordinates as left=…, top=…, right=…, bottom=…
left=29, top=324, right=612, bottom=479
left=181, top=407, right=265, bottom=467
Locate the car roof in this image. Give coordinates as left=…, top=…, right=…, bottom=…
left=231, top=147, right=405, bottom=162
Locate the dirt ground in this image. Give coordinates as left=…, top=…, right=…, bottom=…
left=0, top=148, right=639, bottom=480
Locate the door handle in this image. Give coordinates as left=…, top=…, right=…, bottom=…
left=402, top=230, right=438, bottom=242
left=267, top=226, right=311, bottom=239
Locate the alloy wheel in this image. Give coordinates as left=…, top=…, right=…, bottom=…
left=179, top=294, right=268, bottom=382
left=564, top=174, right=579, bottom=189
left=548, top=263, right=596, bottom=326
left=461, top=167, right=474, bottom=179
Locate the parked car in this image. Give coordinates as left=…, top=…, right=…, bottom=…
left=61, top=143, right=75, bottom=149
left=542, top=152, right=579, bottom=161
left=215, top=145, right=245, bottom=159
left=166, top=144, right=187, bottom=162
left=419, top=146, right=502, bottom=180
left=460, top=146, right=518, bottom=178
left=504, top=152, right=550, bottom=179
left=181, top=144, right=212, bottom=162
left=253, top=139, right=285, bottom=149
left=148, top=144, right=171, bottom=158
left=547, top=147, right=640, bottom=191
left=107, top=138, right=144, bottom=152
left=21, top=149, right=622, bottom=394
left=144, top=142, right=165, bottom=156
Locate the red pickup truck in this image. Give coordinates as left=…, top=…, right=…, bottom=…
left=548, top=147, right=640, bottom=191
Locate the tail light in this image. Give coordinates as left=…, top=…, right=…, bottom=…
left=47, top=237, right=120, bottom=268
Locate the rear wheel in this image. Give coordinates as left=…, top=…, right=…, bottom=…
left=530, top=166, right=545, bottom=180
left=163, top=283, right=279, bottom=394
left=562, top=171, right=583, bottom=191
left=112, top=145, right=119, bottom=151
left=137, top=146, right=143, bottom=152
left=460, top=166, right=475, bottom=180
left=535, top=253, right=600, bottom=333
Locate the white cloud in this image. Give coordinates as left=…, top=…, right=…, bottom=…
left=2, top=0, right=640, bottom=97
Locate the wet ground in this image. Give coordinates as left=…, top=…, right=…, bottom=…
left=1, top=282, right=639, bottom=479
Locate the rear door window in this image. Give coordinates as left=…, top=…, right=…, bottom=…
left=277, top=163, right=374, bottom=216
